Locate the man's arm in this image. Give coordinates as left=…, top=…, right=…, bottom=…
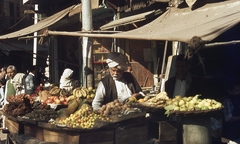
left=92, top=81, right=105, bottom=111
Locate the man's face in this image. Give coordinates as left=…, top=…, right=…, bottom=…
left=175, top=60, right=190, bottom=76
left=7, top=68, right=16, bottom=79
left=228, top=85, right=240, bottom=96
left=110, top=67, right=124, bottom=80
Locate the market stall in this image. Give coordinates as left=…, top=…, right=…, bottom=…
left=130, top=92, right=223, bottom=144
left=1, top=86, right=148, bottom=144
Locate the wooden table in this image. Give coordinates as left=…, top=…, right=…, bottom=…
left=1, top=111, right=148, bottom=144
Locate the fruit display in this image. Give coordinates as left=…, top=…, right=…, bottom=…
left=41, top=95, right=68, bottom=105
left=24, top=109, right=59, bottom=122
left=164, top=94, right=223, bottom=116
left=98, top=99, right=131, bottom=117
left=56, top=104, right=110, bottom=129
left=3, top=94, right=34, bottom=117
left=69, top=86, right=96, bottom=101
left=130, top=92, right=223, bottom=115
left=129, top=92, right=169, bottom=112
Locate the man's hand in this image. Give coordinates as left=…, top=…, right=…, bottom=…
left=131, top=93, right=144, bottom=99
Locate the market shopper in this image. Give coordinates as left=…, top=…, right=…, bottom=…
left=25, top=65, right=37, bottom=95
left=59, top=68, right=74, bottom=91
left=4, top=65, right=17, bottom=98
left=164, top=54, right=206, bottom=98
left=92, top=52, right=145, bottom=110
left=0, top=67, right=7, bottom=81
left=0, top=78, right=6, bottom=106
left=222, top=80, right=240, bottom=143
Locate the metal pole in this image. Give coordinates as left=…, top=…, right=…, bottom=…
left=82, top=0, right=93, bottom=87
left=33, top=4, right=38, bottom=65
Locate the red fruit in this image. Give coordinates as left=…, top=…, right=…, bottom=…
left=63, top=101, right=68, bottom=105
left=60, top=97, right=65, bottom=102
left=55, top=99, right=62, bottom=105
left=46, top=99, right=53, bottom=104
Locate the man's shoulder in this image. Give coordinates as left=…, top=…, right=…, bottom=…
left=165, top=76, right=176, bottom=83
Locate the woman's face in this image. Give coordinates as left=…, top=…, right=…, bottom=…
left=110, top=67, right=124, bottom=80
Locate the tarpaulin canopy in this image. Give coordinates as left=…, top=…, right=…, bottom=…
left=100, top=10, right=162, bottom=30
left=46, top=0, right=240, bottom=43
left=0, top=5, right=76, bottom=40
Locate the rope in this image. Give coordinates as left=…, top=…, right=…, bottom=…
left=186, top=36, right=207, bottom=75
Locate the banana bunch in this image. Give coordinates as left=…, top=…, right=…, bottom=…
left=49, top=86, right=61, bottom=96
left=67, top=87, right=96, bottom=102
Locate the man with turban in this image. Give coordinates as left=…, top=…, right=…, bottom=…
left=92, top=52, right=144, bottom=110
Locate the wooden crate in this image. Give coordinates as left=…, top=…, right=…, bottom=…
left=159, top=121, right=177, bottom=144
left=148, top=120, right=177, bottom=144
left=43, top=129, right=80, bottom=144
left=79, top=129, right=114, bottom=144
left=5, top=117, right=23, bottom=134
left=115, top=120, right=148, bottom=144
left=24, top=124, right=43, bottom=141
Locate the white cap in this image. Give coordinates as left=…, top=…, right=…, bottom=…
left=106, top=52, right=129, bottom=70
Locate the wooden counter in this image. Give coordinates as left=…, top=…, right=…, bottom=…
left=1, top=111, right=148, bottom=144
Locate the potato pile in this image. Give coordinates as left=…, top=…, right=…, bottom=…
left=98, top=99, right=130, bottom=116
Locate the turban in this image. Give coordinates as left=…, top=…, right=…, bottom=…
left=106, top=52, right=129, bottom=70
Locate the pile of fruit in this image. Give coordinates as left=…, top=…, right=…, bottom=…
left=130, top=92, right=223, bottom=115
left=164, top=94, right=223, bottom=116
left=3, top=94, right=34, bottom=117
left=98, top=99, right=132, bottom=117
left=56, top=104, right=110, bottom=129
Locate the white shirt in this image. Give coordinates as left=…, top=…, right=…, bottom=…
left=92, top=80, right=132, bottom=110
left=173, top=79, right=186, bottom=97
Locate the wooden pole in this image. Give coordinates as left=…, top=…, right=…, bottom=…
left=81, top=0, right=93, bottom=88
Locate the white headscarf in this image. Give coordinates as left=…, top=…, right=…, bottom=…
left=106, top=52, right=129, bottom=70
left=59, top=68, right=73, bottom=90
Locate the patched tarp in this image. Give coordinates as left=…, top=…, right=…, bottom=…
left=0, top=5, right=76, bottom=40
left=48, top=0, right=240, bottom=43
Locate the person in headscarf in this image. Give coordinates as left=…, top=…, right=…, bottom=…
left=59, top=68, right=74, bottom=91
left=92, top=52, right=145, bottom=110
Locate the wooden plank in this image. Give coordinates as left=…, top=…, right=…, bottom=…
left=43, top=129, right=80, bottom=144
left=115, top=120, right=148, bottom=144
left=24, top=124, right=44, bottom=141
left=38, top=122, right=62, bottom=131
left=17, top=116, right=37, bottom=125
left=5, top=118, right=23, bottom=134
left=9, top=133, right=57, bottom=144
left=79, top=129, right=114, bottom=144
left=159, top=121, right=177, bottom=142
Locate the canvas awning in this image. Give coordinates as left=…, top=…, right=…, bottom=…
left=46, top=0, right=240, bottom=43
left=100, top=9, right=162, bottom=30
left=0, top=4, right=76, bottom=40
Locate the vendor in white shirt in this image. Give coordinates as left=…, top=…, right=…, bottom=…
left=164, top=54, right=206, bottom=98
left=92, top=52, right=145, bottom=111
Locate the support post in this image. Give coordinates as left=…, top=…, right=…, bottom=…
left=33, top=4, right=38, bottom=65
left=81, top=0, right=93, bottom=87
